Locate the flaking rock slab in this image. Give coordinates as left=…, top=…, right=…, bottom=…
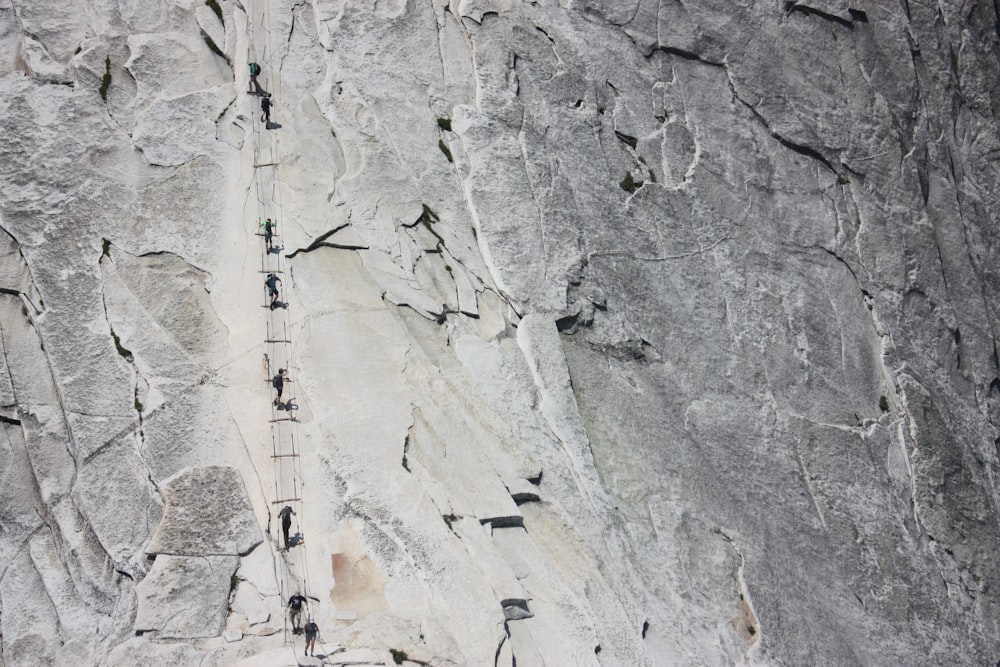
left=147, top=465, right=262, bottom=556
left=134, top=554, right=239, bottom=639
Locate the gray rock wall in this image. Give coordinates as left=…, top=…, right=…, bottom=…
left=0, top=0, right=997, bottom=665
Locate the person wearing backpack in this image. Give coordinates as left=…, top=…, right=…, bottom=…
left=261, top=217, right=275, bottom=251
left=248, top=62, right=261, bottom=94
left=272, top=368, right=288, bottom=405
left=261, top=93, right=273, bottom=126
left=265, top=273, right=281, bottom=308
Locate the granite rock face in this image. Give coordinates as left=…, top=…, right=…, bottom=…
left=147, top=466, right=262, bottom=557
left=134, top=554, right=240, bottom=639
left=0, top=0, right=998, bottom=665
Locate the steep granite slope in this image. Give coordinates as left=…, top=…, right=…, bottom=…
left=0, top=0, right=998, bottom=666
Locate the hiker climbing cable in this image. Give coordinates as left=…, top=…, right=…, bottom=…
left=272, top=368, right=288, bottom=405
left=248, top=62, right=262, bottom=95
left=288, top=593, right=308, bottom=633
left=278, top=504, right=295, bottom=550
left=261, top=93, right=273, bottom=126
left=265, top=273, right=281, bottom=308
left=261, top=217, right=276, bottom=251
left=304, top=618, right=319, bottom=657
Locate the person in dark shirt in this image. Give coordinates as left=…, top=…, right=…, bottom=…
left=248, top=62, right=262, bottom=95
left=261, top=93, right=273, bottom=125
left=287, top=593, right=307, bottom=632
left=304, top=618, right=319, bottom=656
left=278, top=504, right=295, bottom=549
left=265, top=273, right=281, bottom=308
left=272, top=368, right=287, bottom=406
left=261, top=218, right=275, bottom=250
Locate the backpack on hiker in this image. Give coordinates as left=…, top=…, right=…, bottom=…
left=249, top=62, right=261, bottom=76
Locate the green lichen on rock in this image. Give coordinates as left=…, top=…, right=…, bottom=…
left=99, top=56, right=111, bottom=101
left=438, top=139, right=453, bottom=163
left=206, top=0, right=223, bottom=22
left=620, top=172, right=642, bottom=193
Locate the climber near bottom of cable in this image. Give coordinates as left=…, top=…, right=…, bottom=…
left=304, top=618, right=320, bottom=657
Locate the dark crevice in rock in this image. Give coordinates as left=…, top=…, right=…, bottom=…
left=0, top=413, right=22, bottom=426
left=494, top=621, right=511, bottom=667
left=614, top=131, right=638, bottom=150
left=642, top=619, right=649, bottom=638
left=99, top=55, right=111, bottom=102
left=0, top=227, right=44, bottom=313
left=914, top=141, right=930, bottom=205
left=205, top=0, right=223, bottom=24
left=773, top=133, right=838, bottom=174
left=286, top=224, right=367, bottom=258
left=555, top=313, right=579, bottom=333
left=784, top=2, right=854, bottom=30
left=289, top=241, right=368, bottom=257
left=816, top=246, right=860, bottom=285
left=993, top=0, right=1000, bottom=42
left=480, top=515, right=524, bottom=528
left=728, top=74, right=844, bottom=178
left=382, top=295, right=444, bottom=324
left=953, top=327, right=964, bottom=370
left=200, top=29, right=231, bottom=68
left=501, top=598, right=533, bottom=621
left=510, top=489, right=539, bottom=505
left=475, top=10, right=500, bottom=26
left=0, top=286, right=42, bottom=315
left=526, top=471, right=542, bottom=486
left=620, top=171, right=643, bottom=193
left=652, top=45, right=725, bottom=67
left=96, top=251, right=162, bottom=524
left=841, top=161, right=867, bottom=181
left=401, top=204, right=440, bottom=230
left=536, top=26, right=553, bottom=43
left=435, top=304, right=458, bottom=324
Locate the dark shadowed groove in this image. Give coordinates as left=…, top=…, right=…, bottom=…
left=784, top=2, right=854, bottom=29
left=653, top=46, right=725, bottom=67
left=773, top=133, right=838, bottom=173
left=286, top=224, right=358, bottom=258
left=286, top=242, right=368, bottom=259
left=994, top=0, right=1000, bottom=41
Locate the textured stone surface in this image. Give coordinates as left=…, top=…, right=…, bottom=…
left=147, top=466, right=262, bottom=556
left=134, top=554, right=239, bottom=639
left=0, top=0, right=998, bottom=665
left=104, top=637, right=206, bottom=667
